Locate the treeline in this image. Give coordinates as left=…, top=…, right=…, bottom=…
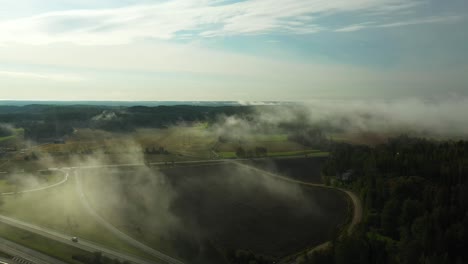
left=0, top=126, right=12, bottom=137
left=144, top=146, right=169, bottom=155
left=0, top=105, right=254, bottom=141
left=288, top=127, right=330, bottom=150
left=307, top=136, right=468, bottom=264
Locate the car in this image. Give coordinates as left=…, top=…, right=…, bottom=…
left=71, top=236, right=79, bottom=243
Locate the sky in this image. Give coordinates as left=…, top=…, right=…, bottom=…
left=0, top=0, right=467, bottom=101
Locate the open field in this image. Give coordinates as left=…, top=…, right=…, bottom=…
left=0, top=174, right=157, bottom=262
left=24, top=127, right=319, bottom=164
left=81, top=162, right=348, bottom=264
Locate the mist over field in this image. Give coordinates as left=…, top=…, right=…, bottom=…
left=212, top=97, right=468, bottom=142
left=0, top=0, right=467, bottom=263
left=1, top=99, right=467, bottom=264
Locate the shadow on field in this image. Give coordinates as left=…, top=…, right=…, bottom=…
left=82, top=161, right=348, bottom=264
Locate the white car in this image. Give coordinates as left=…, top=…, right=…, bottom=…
left=71, top=236, right=79, bottom=243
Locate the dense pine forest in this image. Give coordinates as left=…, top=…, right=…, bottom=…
left=309, top=136, right=468, bottom=264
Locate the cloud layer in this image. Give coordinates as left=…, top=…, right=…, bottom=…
left=0, top=0, right=460, bottom=45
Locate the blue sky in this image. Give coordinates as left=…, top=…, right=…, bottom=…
left=0, top=0, right=467, bottom=101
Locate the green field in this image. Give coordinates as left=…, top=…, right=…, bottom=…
left=29, top=127, right=319, bottom=164
left=0, top=175, right=157, bottom=262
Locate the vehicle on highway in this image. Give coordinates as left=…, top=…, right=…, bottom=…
left=71, top=236, right=79, bottom=243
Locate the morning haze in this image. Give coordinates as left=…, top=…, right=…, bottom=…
left=0, top=1, right=467, bottom=264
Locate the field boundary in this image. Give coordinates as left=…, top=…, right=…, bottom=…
left=231, top=161, right=362, bottom=263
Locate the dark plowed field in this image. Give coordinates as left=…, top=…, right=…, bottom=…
left=241, top=157, right=327, bottom=183
left=83, top=162, right=348, bottom=264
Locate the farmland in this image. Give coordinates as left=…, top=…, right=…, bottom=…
left=0, top=105, right=352, bottom=264
left=80, top=161, right=349, bottom=264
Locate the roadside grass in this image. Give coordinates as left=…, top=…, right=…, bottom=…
left=0, top=222, right=86, bottom=264
left=217, top=150, right=329, bottom=159
left=0, top=249, right=12, bottom=258
left=267, top=150, right=329, bottom=158
left=0, top=176, right=158, bottom=262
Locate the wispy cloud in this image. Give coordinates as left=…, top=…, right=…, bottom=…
left=0, top=0, right=456, bottom=45
left=336, top=15, right=463, bottom=32
left=0, top=70, right=83, bottom=82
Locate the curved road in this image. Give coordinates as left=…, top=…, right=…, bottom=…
left=74, top=170, right=184, bottom=264
left=233, top=162, right=362, bottom=234
left=0, top=170, right=69, bottom=196
left=0, top=168, right=163, bottom=264
left=232, top=161, right=362, bottom=264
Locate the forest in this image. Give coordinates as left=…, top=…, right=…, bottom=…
left=0, top=105, right=253, bottom=140
left=308, top=136, right=468, bottom=264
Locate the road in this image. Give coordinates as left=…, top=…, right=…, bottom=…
left=64, top=155, right=306, bottom=171
left=0, top=236, right=67, bottom=264
left=74, top=170, right=184, bottom=264
left=233, top=161, right=362, bottom=234
left=0, top=170, right=69, bottom=196
left=0, top=164, right=184, bottom=264
left=232, top=161, right=363, bottom=264
left=0, top=215, right=158, bottom=264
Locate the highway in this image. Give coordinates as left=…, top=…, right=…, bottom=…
left=0, top=236, right=67, bottom=264
left=0, top=161, right=189, bottom=264
left=0, top=214, right=158, bottom=264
